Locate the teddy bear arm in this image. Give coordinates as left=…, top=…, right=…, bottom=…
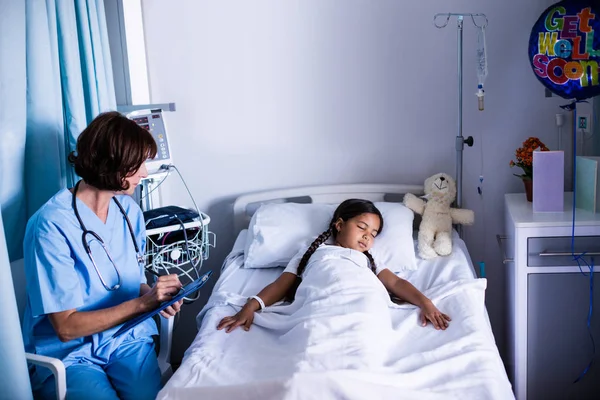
left=403, top=193, right=426, bottom=215
left=450, top=208, right=474, bottom=225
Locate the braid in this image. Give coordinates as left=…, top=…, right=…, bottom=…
left=363, top=251, right=378, bottom=275
left=285, top=227, right=333, bottom=302
left=364, top=250, right=398, bottom=302
left=297, top=228, right=332, bottom=277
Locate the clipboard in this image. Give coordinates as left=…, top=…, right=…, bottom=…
left=113, top=270, right=213, bottom=338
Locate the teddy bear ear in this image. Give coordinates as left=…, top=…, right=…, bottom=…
left=424, top=174, right=436, bottom=185
left=423, top=176, right=433, bottom=191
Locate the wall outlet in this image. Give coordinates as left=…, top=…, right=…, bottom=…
left=578, top=114, right=591, bottom=133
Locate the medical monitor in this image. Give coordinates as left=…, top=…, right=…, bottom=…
left=125, top=109, right=172, bottom=176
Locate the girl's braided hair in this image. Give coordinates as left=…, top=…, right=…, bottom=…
left=285, top=199, right=384, bottom=302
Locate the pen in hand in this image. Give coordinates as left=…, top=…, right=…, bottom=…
left=146, top=268, right=161, bottom=278
left=146, top=269, right=184, bottom=297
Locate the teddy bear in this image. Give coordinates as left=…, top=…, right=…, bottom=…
left=403, top=173, right=474, bottom=259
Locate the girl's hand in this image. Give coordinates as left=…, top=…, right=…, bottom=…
left=419, top=300, right=451, bottom=330
left=217, top=304, right=256, bottom=333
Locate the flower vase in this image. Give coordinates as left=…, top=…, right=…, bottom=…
left=523, top=178, right=533, bottom=202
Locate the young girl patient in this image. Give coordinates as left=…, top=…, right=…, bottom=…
left=217, top=199, right=451, bottom=334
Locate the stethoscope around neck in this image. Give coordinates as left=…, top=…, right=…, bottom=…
left=72, top=180, right=143, bottom=291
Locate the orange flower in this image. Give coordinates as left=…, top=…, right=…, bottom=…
left=509, top=136, right=549, bottom=179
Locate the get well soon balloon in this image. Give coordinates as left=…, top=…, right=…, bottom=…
left=529, top=1, right=600, bottom=100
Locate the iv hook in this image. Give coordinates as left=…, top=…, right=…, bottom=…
left=434, top=13, right=488, bottom=29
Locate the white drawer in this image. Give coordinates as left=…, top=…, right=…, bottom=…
left=527, top=236, right=600, bottom=267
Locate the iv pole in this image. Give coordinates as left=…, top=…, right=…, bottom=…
left=434, top=13, right=488, bottom=215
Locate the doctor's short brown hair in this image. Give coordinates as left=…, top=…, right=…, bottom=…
left=68, top=111, right=157, bottom=191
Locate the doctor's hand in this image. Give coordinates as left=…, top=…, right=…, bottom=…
left=159, top=299, right=183, bottom=319
left=419, top=300, right=451, bottom=330
left=140, top=274, right=183, bottom=314
left=217, top=302, right=257, bottom=333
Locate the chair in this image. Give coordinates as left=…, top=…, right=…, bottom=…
left=11, top=258, right=174, bottom=399
left=11, top=258, right=67, bottom=400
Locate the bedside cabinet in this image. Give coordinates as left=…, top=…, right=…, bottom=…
left=501, top=193, right=600, bottom=400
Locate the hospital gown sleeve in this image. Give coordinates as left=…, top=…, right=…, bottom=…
left=369, top=247, right=392, bottom=275
left=282, top=248, right=305, bottom=275
left=26, top=221, right=84, bottom=317
left=375, top=265, right=390, bottom=276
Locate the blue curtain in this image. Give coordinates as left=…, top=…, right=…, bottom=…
left=0, top=1, right=28, bottom=265
left=0, top=0, right=116, bottom=261
left=0, top=3, right=33, bottom=398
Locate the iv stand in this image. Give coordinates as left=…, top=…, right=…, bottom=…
left=434, top=13, right=488, bottom=220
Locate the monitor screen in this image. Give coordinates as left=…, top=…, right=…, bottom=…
left=126, top=110, right=172, bottom=175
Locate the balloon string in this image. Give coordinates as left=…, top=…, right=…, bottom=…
left=560, top=99, right=589, bottom=111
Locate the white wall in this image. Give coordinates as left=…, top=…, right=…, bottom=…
left=141, top=0, right=566, bottom=364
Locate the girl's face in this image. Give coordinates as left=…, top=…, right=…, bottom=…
left=334, top=212, right=381, bottom=252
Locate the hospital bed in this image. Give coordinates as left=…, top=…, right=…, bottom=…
left=158, top=183, right=515, bottom=400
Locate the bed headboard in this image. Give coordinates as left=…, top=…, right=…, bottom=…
left=232, top=183, right=424, bottom=235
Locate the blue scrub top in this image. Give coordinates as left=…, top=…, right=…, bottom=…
left=22, top=189, right=158, bottom=388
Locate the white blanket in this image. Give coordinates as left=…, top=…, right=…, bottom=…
left=159, top=246, right=514, bottom=400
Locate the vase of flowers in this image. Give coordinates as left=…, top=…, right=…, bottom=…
left=509, top=137, right=549, bottom=202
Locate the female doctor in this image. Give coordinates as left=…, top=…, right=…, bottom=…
left=22, top=112, right=183, bottom=400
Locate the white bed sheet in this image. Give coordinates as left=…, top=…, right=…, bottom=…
left=159, top=231, right=514, bottom=400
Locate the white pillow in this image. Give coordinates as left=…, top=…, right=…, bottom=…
left=368, top=202, right=418, bottom=272
left=243, top=201, right=417, bottom=272
left=244, top=203, right=336, bottom=269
